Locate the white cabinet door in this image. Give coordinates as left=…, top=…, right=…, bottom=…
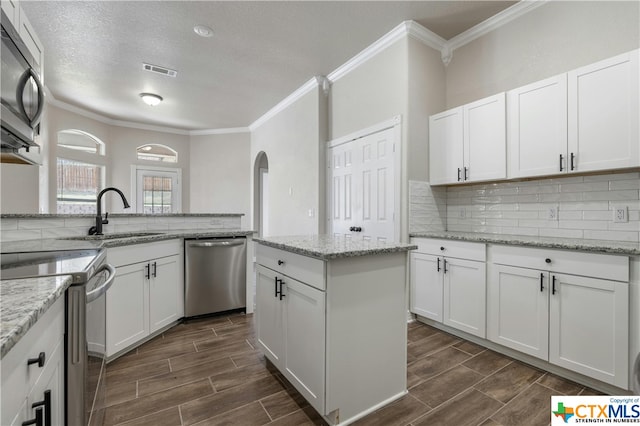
left=463, top=93, right=506, bottom=182
left=443, top=257, right=486, bottom=338
left=509, top=75, right=568, bottom=178
left=488, top=265, right=549, bottom=359
left=256, top=265, right=284, bottom=368
left=149, top=255, right=181, bottom=334
left=410, top=253, right=443, bottom=321
left=568, top=50, right=639, bottom=172
left=429, top=107, right=464, bottom=185
left=26, top=340, right=64, bottom=426
left=106, top=262, right=149, bottom=357
left=1, top=0, right=20, bottom=27
left=549, top=273, right=629, bottom=388
left=283, top=277, right=325, bottom=415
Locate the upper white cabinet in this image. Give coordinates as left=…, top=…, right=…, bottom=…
left=509, top=49, right=639, bottom=179
left=568, top=50, right=639, bottom=173
left=1, top=0, right=44, bottom=73
left=429, top=93, right=506, bottom=185
left=509, top=75, right=568, bottom=178
left=1, top=0, right=20, bottom=27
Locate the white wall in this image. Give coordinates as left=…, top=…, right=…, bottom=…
left=0, top=164, right=39, bottom=213
left=251, top=87, right=324, bottom=236
left=446, top=1, right=640, bottom=108
left=190, top=132, right=251, bottom=226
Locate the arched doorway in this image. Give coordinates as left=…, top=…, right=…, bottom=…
left=253, top=152, right=269, bottom=237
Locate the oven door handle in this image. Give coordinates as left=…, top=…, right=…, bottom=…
left=86, top=263, right=116, bottom=302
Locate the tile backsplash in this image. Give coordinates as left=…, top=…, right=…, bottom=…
left=0, top=215, right=242, bottom=242
left=410, top=172, right=640, bottom=242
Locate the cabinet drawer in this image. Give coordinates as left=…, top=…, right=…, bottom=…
left=490, top=245, right=629, bottom=282
left=411, top=238, right=486, bottom=262
left=257, top=244, right=325, bottom=291
left=1, top=297, right=64, bottom=425
left=108, top=239, right=181, bottom=267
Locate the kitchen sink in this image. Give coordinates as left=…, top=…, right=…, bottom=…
left=62, top=232, right=164, bottom=241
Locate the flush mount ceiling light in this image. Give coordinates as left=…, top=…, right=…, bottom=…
left=193, top=24, right=214, bottom=37
left=139, top=93, right=163, bottom=106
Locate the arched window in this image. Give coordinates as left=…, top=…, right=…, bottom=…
left=136, top=144, right=177, bottom=163
left=56, top=130, right=106, bottom=214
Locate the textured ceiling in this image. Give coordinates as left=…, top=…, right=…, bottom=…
left=21, top=1, right=517, bottom=131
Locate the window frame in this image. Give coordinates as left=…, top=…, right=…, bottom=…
left=130, top=165, right=182, bottom=213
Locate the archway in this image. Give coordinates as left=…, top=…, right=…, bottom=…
left=253, top=152, right=269, bottom=237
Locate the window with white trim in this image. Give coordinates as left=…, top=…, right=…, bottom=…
left=136, top=144, right=177, bottom=163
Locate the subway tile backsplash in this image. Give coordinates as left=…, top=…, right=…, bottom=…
left=410, top=172, right=640, bottom=242
left=0, top=215, right=242, bottom=242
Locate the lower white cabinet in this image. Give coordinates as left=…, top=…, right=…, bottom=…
left=1, top=297, right=65, bottom=426
left=410, top=238, right=486, bottom=338
left=488, top=245, right=629, bottom=388
left=107, top=239, right=183, bottom=358
left=256, top=243, right=407, bottom=425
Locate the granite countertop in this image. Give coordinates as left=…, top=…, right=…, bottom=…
left=0, top=229, right=255, bottom=358
left=0, top=229, right=255, bottom=253
left=1, top=275, right=72, bottom=359
left=409, top=231, right=640, bottom=256
left=254, top=235, right=417, bottom=260
left=0, top=213, right=244, bottom=218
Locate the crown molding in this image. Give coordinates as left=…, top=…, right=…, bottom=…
left=405, top=21, right=447, bottom=52
left=189, top=127, right=250, bottom=136
left=45, top=87, right=249, bottom=136
left=249, top=77, right=321, bottom=131
left=446, top=0, right=549, bottom=54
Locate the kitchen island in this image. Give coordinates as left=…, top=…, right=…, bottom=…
left=254, top=235, right=416, bottom=426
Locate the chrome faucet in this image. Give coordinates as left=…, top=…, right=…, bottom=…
left=88, top=187, right=131, bottom=235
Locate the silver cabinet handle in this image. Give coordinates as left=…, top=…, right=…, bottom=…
left=86, top=263, right=116, bottom=302
left=188, top=240, right=244, bottom=248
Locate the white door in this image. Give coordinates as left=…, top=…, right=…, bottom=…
left=256, top=265, right=284, bottom=369
left=328, top=127, right=397, bottom=242
left=487, top=265, right=549, bottom=360
left=329, top=141, right=355, bottom=239
left=410, top=253, right=443, bottom=321
left=463, top=93, right=506, bottom=182
left=149, top=255, right=181, bottom=334
left=429, top=107, right=464, bottom=185
left=549, top=273, right=629, bottom=388
left=443, top=257, right=486, bottom=338
left=568, top=50, right=639, bottom=172
left=509, top=75, right=568, bottom=178
left=135, top=168, right=181, bottom=213
left=283, top=277, right=326, bottom=415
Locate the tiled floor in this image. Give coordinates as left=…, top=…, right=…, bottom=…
left=104, top=313, right=600, bottom=426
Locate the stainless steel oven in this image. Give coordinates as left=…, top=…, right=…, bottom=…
left=1, top=9, right=44, bottom=164
left=0, top=249, right=115, bottom=425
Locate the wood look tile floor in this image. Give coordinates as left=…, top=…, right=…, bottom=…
left=104, top=313, right=601, bottom=426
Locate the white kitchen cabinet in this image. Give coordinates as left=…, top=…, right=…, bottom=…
left=509, top=74, right=568, bottom=178
left=256, top=242, right=407, bottom=425
left=410, top=238, right=486, bottom=338
left=568, top=49, right=639, bottom=173
left=429, top=93, right=506, bottom=185
left=1, top=0, right=44, bottom=73
left=1, top=0, right=20, bottom=28
left=1, top=297, right=64, bottom=426
left=488, top=245, right=629, bottom=388
left=107, top=239, right=183, bottom=358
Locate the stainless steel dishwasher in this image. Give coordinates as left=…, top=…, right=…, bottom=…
left=185, top=238, right=247, bottom=317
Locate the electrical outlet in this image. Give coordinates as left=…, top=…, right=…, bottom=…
left=613, top=206, right=628, bottom=223
left=459, top=207, right=467, bottom=219
left=547, top=206, right=559, bottom=221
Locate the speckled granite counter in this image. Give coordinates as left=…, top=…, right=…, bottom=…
left=0, top=229, right=254, bottom=253
left=254, top=235, right=417, bottom=260
left=1, top=275, right=72, bottom=358
left=409, top=231, right=640, bottom=256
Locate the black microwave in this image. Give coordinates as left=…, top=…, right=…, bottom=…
left=1, top=9, right=44, bottom=164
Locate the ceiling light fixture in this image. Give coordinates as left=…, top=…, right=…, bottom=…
left=193, top=24, right=214, bottom=37
left=139, top=93, right=163, bottom=106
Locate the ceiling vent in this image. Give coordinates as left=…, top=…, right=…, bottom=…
left=142, top=63, right=177, bottom=78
